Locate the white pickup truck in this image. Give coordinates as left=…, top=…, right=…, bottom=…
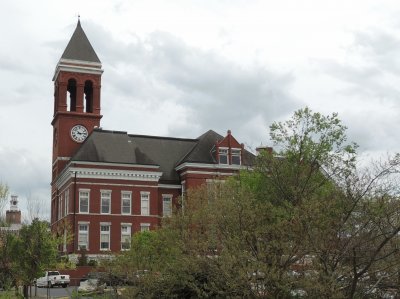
left=36, top=271, right=70, bottom=288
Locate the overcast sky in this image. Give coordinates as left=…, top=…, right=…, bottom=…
left=1, top=0, right=400, bottom=221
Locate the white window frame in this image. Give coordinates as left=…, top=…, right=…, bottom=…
left=140, top=223, right=150, bottom=232
left=121, top=191, right=132, bottom=215
left=219, top=147, right=228, bottom=165
left=231, top=148, right=241, bottom=165
left=100, top=223, right=111, bottom=251
left=101, top=190, right=112, bottom=214
left=121, top=223, right=132, bottom=250
left=162, top=194, right=173, bottom=217
left=140, top=192, right=150, bottom=216
left=79, top=189, right=90, bottom=214
left=78, top=222, right=89, bottom=250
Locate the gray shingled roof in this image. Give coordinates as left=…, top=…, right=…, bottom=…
left=71, top=129, right=255, bottom=183
left=61, top=20, right=101, bottom=63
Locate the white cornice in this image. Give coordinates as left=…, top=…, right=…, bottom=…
left=158, top=184, right=182, bottom=189
left=73, top=161, right=160, bottom=169
left=52, top=157, right=70, bottom=167
left=180, top=170, right=236, bottom=177
left=175, top=162, right=246, bottom=172
left=53, top=59, right=103, bottom=81
left=55, top=166, right=162, bottom=189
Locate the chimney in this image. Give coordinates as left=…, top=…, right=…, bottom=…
left=256, top=146, right=273, bottom=155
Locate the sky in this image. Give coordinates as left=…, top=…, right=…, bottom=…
left=1, top=0, right=400, bottom=221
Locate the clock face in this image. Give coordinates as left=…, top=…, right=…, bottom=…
left=71, top=125, right=88, bottom=143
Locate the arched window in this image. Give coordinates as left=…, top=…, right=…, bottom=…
left=67, top=79, right=77, bottom=111
left=84, top=80, right=93, bottom=113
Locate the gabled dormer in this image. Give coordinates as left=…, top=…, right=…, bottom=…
left=215, top=130, right=244, bottom=166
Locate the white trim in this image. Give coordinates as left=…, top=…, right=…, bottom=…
left=175, top=162, right=245, bottom=172
left=121, top=224, right=132, bottom=251
left=77, top=182, right=160, bottom=188
left=79, top=189, right=90, bottom=214
left=78, top=222, right=89, bottom=251
left=121, top=191, right=132, bottom=215
left=140, top=191, right=150, bottom=216
left=162, top=194, right=173, bottom=217
left=140, top=223, right=151, bottom=232
left=52, top=157, right=70, bottom=167
left=99, top=223, right=111, bottom=251
left=100, top=190, right=112, bottom=214
left=67, top=212, right=161, bottom=217
left=180, top=170, right=237, bottom=177
left=70, top=161, right=160, bottom=169
left=158, top=184, right=181, bottom=189
left=55, top=166, right=162, bottom=189
left=78, top=221, right=90, bottom=224
left=53, top=58, right=103, bottom=81
left=59, top=58, right=102, bottom=67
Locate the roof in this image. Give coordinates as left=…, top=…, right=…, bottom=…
left=60, top=20, right=101, bottom=63
left=71, top=129, right=255, bottom=183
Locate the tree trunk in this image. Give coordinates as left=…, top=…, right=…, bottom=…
left=23, top=285, right=28, bottom=298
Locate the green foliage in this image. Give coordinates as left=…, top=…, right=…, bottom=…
left=111, top=108, right=400, bottom=299
left=0, top=182, right=9, bottom=224
left=11, top=219, right=60, bottom=286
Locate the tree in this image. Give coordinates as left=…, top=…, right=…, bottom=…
left=110, top=108, right=400, bottom=299
left=12, top=219, right=60, bottom=298
left=0, top=182, right=9, bottom=224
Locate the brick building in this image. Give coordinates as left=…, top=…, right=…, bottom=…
left=51, top=20, right=255, bottom=259
left=1, top=195, right=22, bottom=236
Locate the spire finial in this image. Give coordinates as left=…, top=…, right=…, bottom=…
left=77, top=14, right=81, bottom=25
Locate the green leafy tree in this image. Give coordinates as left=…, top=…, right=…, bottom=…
left=12, top=218, right=60, bottom=297
left=0, top=182, right=9, bottom=225
left=111, top=108, right=400, bottom=299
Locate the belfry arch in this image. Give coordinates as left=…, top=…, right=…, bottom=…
left=67, top=78, right=77, bottom=112
left=84, top=80, right=93, bottom=113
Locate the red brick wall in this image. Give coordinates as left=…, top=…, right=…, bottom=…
left=60, top=266, right=94, bottom=286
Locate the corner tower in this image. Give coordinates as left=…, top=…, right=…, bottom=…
left=51, top=19, right=103, bottom=181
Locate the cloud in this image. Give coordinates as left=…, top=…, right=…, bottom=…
left=83, top=23, right=300, bottom=146
left=312, top=28, right=400, bottom=152
left=0, top=146, right=50, bottom=221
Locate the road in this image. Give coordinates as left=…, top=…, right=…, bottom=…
left=34, top=285, right=78, bottom=298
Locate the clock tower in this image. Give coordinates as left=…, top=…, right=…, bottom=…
left=51, top=19, right=103, bottom=181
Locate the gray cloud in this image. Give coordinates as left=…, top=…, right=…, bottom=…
left=314, top=28, right=400, bottom=152
left=83, top=23, right=300, bottom=146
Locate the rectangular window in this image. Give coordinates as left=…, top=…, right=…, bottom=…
left=140, top=223, right=150, bottom=232
left=100, top=224, right=110, bottom=250
left=121, top=224, right=131, bottom=250
left=79, top=190, right=90, bottom=213
left=101, top=190, right=111, bottom=214
left=141, top=192, right=150, bottom=216
left=231, top=149, right=241, bottom=165
left=219, top=148, right=228, bottom=164
left=78, top=223, right=89, bottom=250
left=121, top=192, right=132, bottom=215
left=64, top=189, right=69, bottom=216
left=162, top=195, right=172, bottom=217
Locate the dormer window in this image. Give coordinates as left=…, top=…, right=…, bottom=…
left=231, top=149, right=241, bottom=165
left=219, top=148, right=228, bottom=164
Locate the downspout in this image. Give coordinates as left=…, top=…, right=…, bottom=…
left=73, top=170, right=77, bottom=253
